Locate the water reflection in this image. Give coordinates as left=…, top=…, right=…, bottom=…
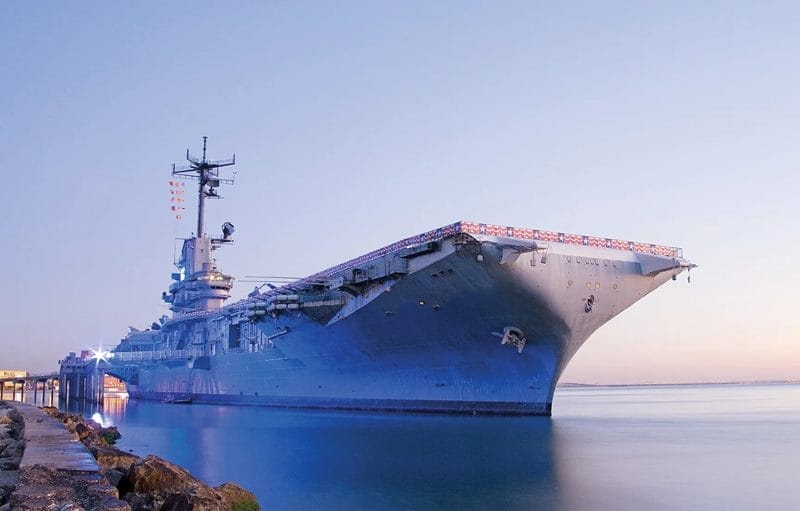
left=60, top=396, right=105, bottom=416
left=54, top=385, right=800, bottom=510
left=91, top=398, right=562, bottom=510
left=551, top=385, right=800, bottom=511
left=3, top=384, right=58, bottom=408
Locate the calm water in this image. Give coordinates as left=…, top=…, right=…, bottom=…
left=47, top=384, right=800, bottom=510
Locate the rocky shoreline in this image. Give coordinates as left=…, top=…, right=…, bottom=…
left=0, top=402, right=24, bottom=507
left=0, top=401, right=259, bottom=511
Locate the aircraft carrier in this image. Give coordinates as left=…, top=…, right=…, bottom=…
left=80, top=139, right=694, bottom=415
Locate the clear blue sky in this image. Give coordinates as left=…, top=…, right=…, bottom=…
left=1, top=1, right=797, bottom=382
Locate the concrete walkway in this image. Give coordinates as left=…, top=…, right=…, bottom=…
left=14, top=402, right=100, bottom=471
left=3, top=401, right=128, bottom=510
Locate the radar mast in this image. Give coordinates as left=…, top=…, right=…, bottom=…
left=163, top=138, right=237, bottom=315
left=171, top=136, right=236, bottom=238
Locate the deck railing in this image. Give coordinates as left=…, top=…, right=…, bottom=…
left=112, top=349, right=203, bottom=362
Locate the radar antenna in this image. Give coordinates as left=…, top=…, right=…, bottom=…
left=171, top=136, right=236, bottom=238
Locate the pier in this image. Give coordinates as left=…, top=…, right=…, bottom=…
left=0, top=373, right=58, bottom=404
left=0, top=356, right=121, bottom=407
left=57, top=352, right=109, bottom=404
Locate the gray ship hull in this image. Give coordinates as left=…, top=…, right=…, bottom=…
left=112, top=222, right=689, bottom=415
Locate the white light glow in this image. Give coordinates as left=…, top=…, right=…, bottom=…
left=89, top=345, right=114, bottom=363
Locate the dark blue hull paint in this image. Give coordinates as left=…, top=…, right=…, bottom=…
left=130, top=390, right=553, bottom=415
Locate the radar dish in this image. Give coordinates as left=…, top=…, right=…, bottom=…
left=222, top=222, right=235, bottom=239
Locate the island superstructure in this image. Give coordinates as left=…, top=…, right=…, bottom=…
left=69, top=139, right=694, bottom=415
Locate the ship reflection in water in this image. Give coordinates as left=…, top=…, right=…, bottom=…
left=73, top=384, right=800, bottom=510
left=86, top=397, right=561, bottom=509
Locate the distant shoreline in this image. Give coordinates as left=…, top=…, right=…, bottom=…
left=557, top=380, right=800, bottom=388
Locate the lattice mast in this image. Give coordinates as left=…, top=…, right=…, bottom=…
left=163, top=138, right=237, bottom=314
left=171, top=136, right=236, bottom=238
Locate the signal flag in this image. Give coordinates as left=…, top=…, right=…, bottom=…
left=169, top=180, right=187, bottom=220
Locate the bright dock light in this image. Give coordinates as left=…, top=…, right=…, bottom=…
left=89, top=345, right=114, bottom=363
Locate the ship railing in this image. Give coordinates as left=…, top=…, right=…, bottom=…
left=274, top=221, right=685, bottom=296
left=59, top=358, right=86, bottom=367
left=112, top=349, right=203, bottom=362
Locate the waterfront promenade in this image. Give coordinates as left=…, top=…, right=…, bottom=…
left=0, top=400, right=125, bottom=509
left=0, top=400, right=260, bottom=510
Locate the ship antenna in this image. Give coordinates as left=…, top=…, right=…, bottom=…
left=171, top=137, right=236, bottom=238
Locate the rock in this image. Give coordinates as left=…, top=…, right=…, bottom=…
left=91, top=445, right=140, bottom=500
left=127, top=455, right=206, bottom=496
left=124, top=491, right=156, bottom=511
left=75, top=422, right=101, bottom=444
left=0, top=439, right=23, bottom=459
left=0, top=469, right=18, bottom=490
left=0, top=410, right=22, bottom=440
left=159, top=486, right=223, bottom=511
left=215, top=483, right=259, bottom=511
left=160, top=492, right=194, bottom=511
left=93, top=495, right=133, bottom=511
left=0, top=457, right=21, bottom=471
left=100, top=425, right=122, bottom=445
left=0, top=438, right=14, bottom=456
left=105, top=468, right=126, bottom=489
left=10, top=465, right=129, bottom=511
left=123, top=457, right=261, bottom=511
left=9, top=466, right=80, bottom=510
left=92, top=445, right=142, bottom=472
left=40, top=406, right=61, bottom=417
left=47, top=411, right=121, bottom=449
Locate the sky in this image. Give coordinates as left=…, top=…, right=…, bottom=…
left=0, top=1, right=798, bottom=383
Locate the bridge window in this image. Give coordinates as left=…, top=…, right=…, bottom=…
left=228, top=324, right=241, bottom=349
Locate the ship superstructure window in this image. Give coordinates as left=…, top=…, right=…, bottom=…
left=228, top=324, right=241, bottom=349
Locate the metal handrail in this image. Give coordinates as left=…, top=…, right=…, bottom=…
left=111, top=349, right=203, bottom=362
